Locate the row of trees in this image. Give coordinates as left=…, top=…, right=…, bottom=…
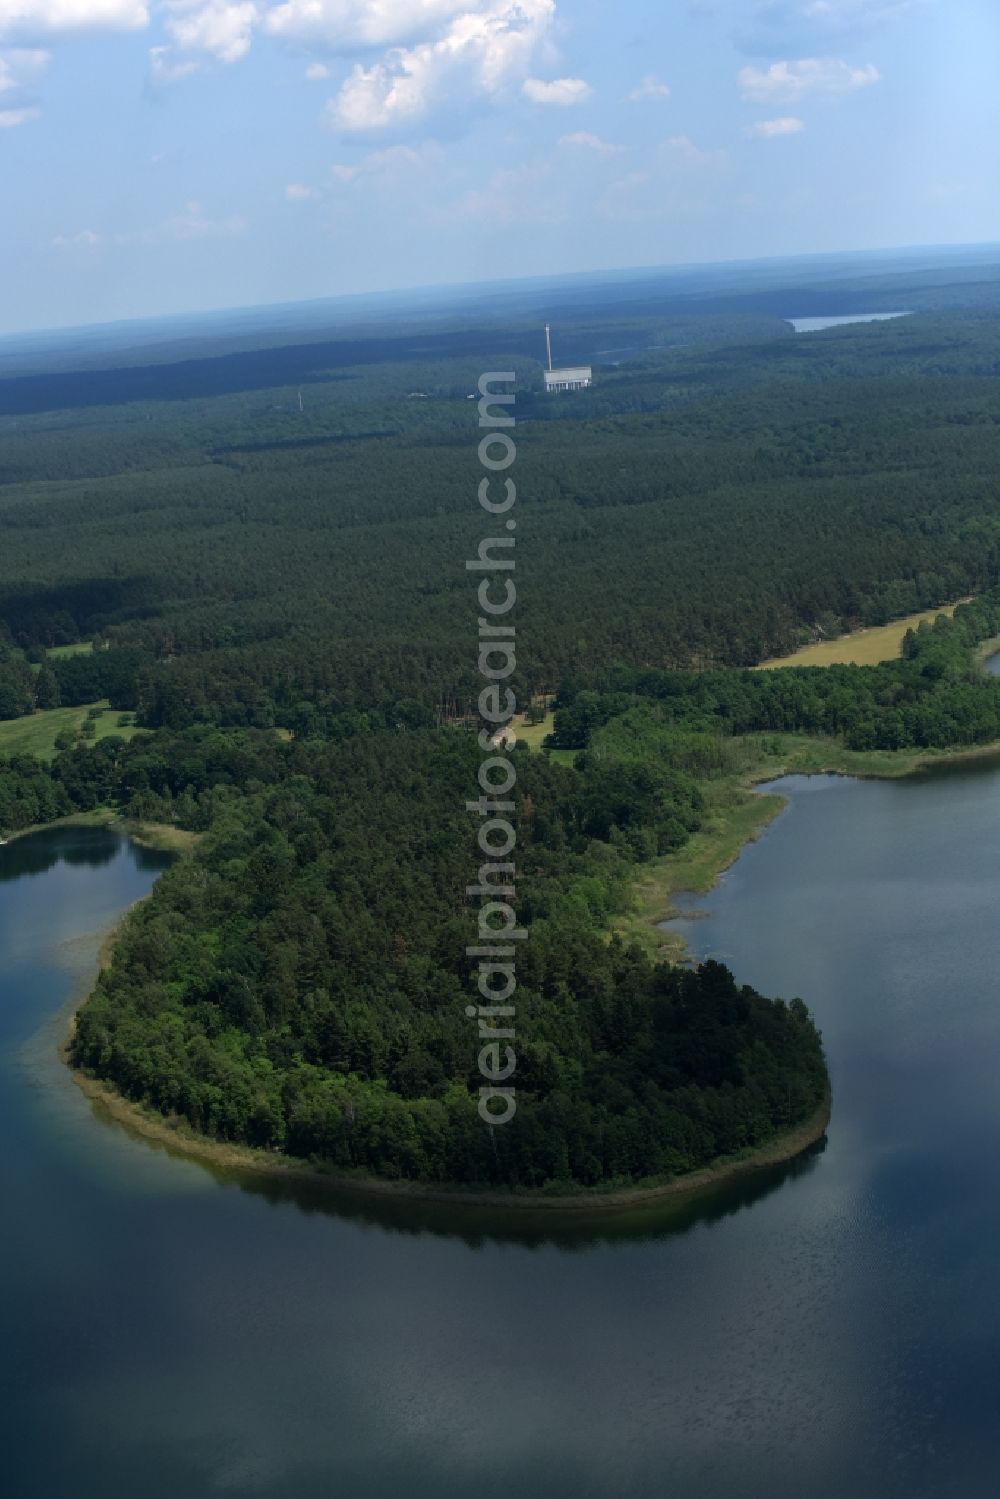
left=0, top=643, right=151, bottom=721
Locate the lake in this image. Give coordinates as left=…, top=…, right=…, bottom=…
left=787, top=312, right=913, bottom=333
left=4, top=781, right=1000, bottom=1497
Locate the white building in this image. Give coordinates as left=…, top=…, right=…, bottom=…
left=544, top=366, right=593, bottom=392
left=542, top=324, right=592, bottom=393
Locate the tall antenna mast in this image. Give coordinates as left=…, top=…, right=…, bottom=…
left=544, top=323, right=553, bottom=372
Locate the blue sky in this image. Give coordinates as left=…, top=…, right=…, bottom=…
left=0, top=0, right=997, bottom=334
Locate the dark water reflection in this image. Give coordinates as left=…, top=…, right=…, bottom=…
left=2, top=822, right=156, bottom=876
left=208, top=1134, right=827, bottom=1252
left=4, top=788, right=1000, bottom=1498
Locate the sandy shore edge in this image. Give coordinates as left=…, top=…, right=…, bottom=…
left=69, top=1060, right=831, bottom=1213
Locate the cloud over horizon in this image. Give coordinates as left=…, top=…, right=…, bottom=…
left=739, top=57, right=880, bottom=102
left=0, top=0, right=570, bottom=128
left=627, top=73, right=669, bottom=101
left=325, top=1, right=563, bottom=132
left=522, top=75, right=591, bottom=106
left=558, top=130, right=623, bottom=155
left=0, top=0, right=148, bottom=38
left=746, top=114, right=804, bottom=136
left=1, top=0, right=989, bottom=338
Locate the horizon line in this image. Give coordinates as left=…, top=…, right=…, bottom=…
left=3, top=237, right=1000, bottom=349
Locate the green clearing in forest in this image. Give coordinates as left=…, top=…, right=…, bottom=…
left=0, top=702, right=146, bottom=761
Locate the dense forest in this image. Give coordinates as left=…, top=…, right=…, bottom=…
left=6, top=263, right=1000, bottom=1191
left=5, top=302, right=1000, bottom=726
left=64, top=732, right=825, bottom=1187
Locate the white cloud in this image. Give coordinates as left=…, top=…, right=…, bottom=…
left=0, top=41, right=47, bottom=111
left=5, top=1, right=568, bottom=134
left=558, top=130, right=623, bottom=155
left=52, top=226, right=102, bottom=244
left=327, top=0, right=557, bottom=132
left=148, top=44, right=198, bottom=78
left=332, top=60, right=422, bottom=131
left=627, top=73, right=669, bottom=101
left=522, top=75, right=590, bottom=105
left=265, top=0, right=471, bottom=50
left=362, top=142, right=432, bottom=170
left=662, top=133, right=725, bottom=166
left=746, top=114, right=804, bottom=136
left=331, top=141, right=439, bottom=181
left=167, top=0, right=256, bottom=62
left=0, top=100, right=36, bottom=122
left=284, top=181, right=316, bottom=199
left=2, top=1, right=578, bottom=143
left=158, top=200, right=245, bottom=237
left=117, top=200, right=246, bottom=243
left=151, top=0, right=257, bottom=78
left=0, top=0, right=148, bottom=38
left=739, top=57, right=879, bottom=102
left=54, top=205, right=245, bottom=247
left=0, top=45, right=48, bottom=89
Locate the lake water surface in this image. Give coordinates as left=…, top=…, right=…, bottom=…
left=4, top=785, right=1000, bottom=1498
left=788, top=311, right=913, bottom=332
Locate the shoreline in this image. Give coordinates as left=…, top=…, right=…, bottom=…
left=3, top=808, right=118, bottom=845
left=2, top=808, right=199, bottom=853
left=68, top=1047, right=832, bottom=1213
left=621, top=732, right=1000, bottom=960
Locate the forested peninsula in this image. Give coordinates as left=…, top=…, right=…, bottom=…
left=50, top=591, right=1000, bottom=1193
left=6, top=277, right=1000, bottom=1196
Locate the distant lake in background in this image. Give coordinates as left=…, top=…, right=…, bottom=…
left=787, top=311, right=913, bottom=332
